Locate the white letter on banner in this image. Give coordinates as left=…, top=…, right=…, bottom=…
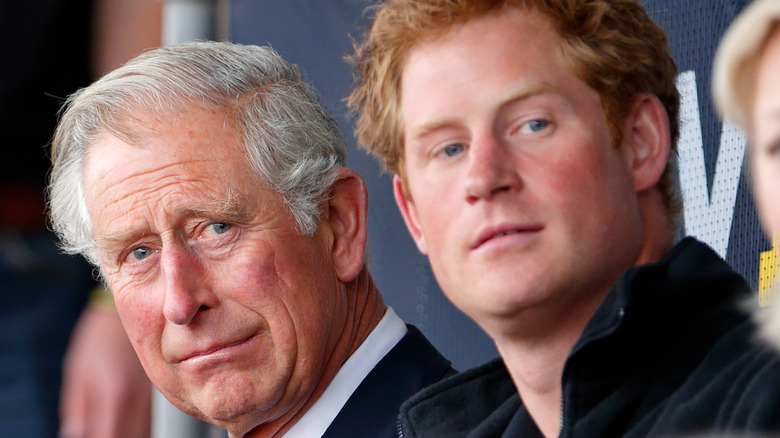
left=676, top=70, right=746, bottom=259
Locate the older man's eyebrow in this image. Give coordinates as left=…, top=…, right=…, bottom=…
left=95, top=193, right=250, bottom=247
left=94, top=229, right=153, bottom=261
left=187, top=191, right=252, bottom=221
left=97, top=228, right=150, bottom=246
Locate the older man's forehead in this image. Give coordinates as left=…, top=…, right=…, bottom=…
left=84, top=101, right=274, bottom=256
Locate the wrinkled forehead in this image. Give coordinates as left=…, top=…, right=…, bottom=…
left=92, top=100, right=239, bottom=148
left=83, top=105, right=251, bottom=200
left=82, top=119, right=270, bottom=242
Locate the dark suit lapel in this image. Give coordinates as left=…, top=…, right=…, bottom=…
left=322, top=325, right=454, bottom=438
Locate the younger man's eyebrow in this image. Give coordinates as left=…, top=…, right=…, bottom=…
left=495, top=83, right=558, bottom=113
left=411, top=83, right=558, bottom=140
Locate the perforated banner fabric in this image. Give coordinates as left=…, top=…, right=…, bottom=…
left=231, top=0, right=775, bottom=369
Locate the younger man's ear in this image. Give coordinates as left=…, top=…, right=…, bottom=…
left=393, top=175, right=428, bottom=255
left=324, top=168, right=368, bottom=282
left=623, top=92, right=671, bottom=192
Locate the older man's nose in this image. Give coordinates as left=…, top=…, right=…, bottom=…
left=161, top=246, right=216, bottom=325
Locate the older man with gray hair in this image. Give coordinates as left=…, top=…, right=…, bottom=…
left=48, top=41, right=452, bottom=438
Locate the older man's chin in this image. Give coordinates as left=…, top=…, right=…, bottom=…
left=162, top=373, right=291, bottom=435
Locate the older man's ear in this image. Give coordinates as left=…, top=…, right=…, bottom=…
left=322, top=168, right=370, bottom=282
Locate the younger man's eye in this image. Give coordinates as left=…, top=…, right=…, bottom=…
left=442, top=143, right=464, bottom=157
left=521, top=119, right=549, bottom=133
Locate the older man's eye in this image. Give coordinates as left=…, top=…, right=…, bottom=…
left=129, top=247, right=153, bottom=261
left=209, top=223, right=232, bottom=235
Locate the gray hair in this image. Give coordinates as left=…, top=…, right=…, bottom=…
left=48, top=41, right=346, bottom=266
left=713, top=0, right=780, bottom=132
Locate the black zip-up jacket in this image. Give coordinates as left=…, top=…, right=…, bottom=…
left=397, top=238, right=780, bottom=437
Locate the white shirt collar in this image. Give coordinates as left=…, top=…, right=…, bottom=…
left=282, top=306, right=407, bottom=438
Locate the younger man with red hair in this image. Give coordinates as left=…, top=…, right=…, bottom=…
left=349, top=0, right=780, bottom=436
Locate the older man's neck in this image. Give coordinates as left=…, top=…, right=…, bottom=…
left=342, top=267, right=388, bottom=358
left=241, top=267, right=386, bottom=438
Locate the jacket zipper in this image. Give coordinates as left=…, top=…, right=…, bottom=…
left=397, top=415, right=405, bottom=438
left=559, top=306, right=625, bottom=436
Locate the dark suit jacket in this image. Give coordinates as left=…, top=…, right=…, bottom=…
left=322, top=325, right=455, bottom=438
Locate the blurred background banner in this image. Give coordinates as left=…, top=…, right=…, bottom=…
left=227, top=0, right=771, bottom=372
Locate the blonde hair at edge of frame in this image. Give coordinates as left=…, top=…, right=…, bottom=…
left=712, top=0, right=780, bottom=350
left=713, top=0, right=780, bottom=133
left=347, top=0, right=682, bottom=233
